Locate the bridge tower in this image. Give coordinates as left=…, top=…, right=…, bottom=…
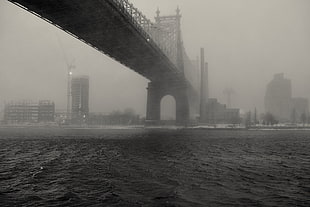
left=146, top=8, right=189, bottom=125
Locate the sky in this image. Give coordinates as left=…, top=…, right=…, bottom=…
left=0, top=0, right=309, bottom=117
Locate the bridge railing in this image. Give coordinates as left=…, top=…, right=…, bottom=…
left=109, top=0, right=178, bottom=68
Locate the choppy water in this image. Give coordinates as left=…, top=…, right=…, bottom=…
left=0, top=128, right=309, bottom=207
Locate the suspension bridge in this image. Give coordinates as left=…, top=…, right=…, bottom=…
left=8, top=0, right=201, bottom=124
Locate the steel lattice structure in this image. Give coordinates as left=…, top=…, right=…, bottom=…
left=111, top=0, right=183, bottom=71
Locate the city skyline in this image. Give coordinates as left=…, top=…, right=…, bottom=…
left=0, top=2, right=309, bottom=206
left=0, top=0, right=309, bottom=116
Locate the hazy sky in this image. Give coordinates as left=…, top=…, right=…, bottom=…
left=0, top=0, right=309, bottom=116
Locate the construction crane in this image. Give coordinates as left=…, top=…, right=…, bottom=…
left=223, top=88, right=235, bottom=108
left=66, top=60, right=75, bottom=121
left=53, top=31, right=76, bottom=122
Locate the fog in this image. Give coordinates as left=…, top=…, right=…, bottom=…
left=0, top=0, right=309, bottom=116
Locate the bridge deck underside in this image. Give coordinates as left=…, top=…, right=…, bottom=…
left=9, top=0, right=184, bottom=82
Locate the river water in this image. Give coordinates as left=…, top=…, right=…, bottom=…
left=0, top=128, right=309, bottom=206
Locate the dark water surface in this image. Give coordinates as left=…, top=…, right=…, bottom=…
left=0, top=128, right=309, bottom=206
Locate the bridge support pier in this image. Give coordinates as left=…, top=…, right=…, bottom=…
left=146, top=81, right=189, bottom=125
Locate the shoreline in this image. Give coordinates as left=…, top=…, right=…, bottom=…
left=1, top=124, right=310, bottom=131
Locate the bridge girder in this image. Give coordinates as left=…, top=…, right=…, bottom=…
left=8, top=0, right=185, bottom=82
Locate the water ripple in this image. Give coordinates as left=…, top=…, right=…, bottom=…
left=0, top=128, right=309, bottom=206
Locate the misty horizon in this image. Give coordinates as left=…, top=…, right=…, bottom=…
left=1, top=2, right=310, bottom=206
left=1, top=0, right=309, bottom=117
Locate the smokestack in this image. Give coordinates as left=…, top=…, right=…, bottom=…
left=205, top=62, right=209, bottom=101
left=200, top=48, right=206, bottom=122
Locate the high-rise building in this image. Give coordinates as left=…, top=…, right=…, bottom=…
left=71, top=75, right=89, bottom=123
left=265, top=73, right=292, bottom=121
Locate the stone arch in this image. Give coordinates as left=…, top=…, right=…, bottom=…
left=160, top=95, right=176, bottom=121
left=146, top=81, right=189, bottom=125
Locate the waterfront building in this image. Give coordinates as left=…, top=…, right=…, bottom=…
left=265, top=73, right=292, bottom=121
left=290, top=98, right=309, bottom=122
left=198, top=48, right=240, bottom=124
left=38, top=100, right=55, bottom=122
left=4, top=100, right=55, bottom=124
left=205, top=98, right=240, bottom=124
left=88, top=112, right=141, bottom=126
left=0, top=105, right=4, bottom=124
left=71, top=75, right=89, bottom=123
left=54, top=110, right=67, bottom=125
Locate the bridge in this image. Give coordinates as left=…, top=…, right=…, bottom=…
left=8, top=0, right=201, bottom=125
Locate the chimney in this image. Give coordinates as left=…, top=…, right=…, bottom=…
left=205, top=62, right=209, bottom=101
left=200, top=48, right=206, bottom=122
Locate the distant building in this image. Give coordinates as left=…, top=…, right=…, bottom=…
left=88, top=112, right=141, bottom=126
left=205, top=98, right=240, bottom=124
left=265, top=73, right=292, bottom=121
left=38, top=100, right=55, bottom=122
left=0, top=104, right=4, bottom=124
left=4, top=100, right=55, bottom=124
left=291, top=98, right=309, bottom=122
left=54, top=110, right=67, bottom=125
left=198, top=48, right=240, bottom=124
left=265, top=73, right=309, bottom=122
left=71, top=75, right=89, bottom=123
